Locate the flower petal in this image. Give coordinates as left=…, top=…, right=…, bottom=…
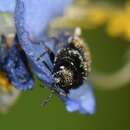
left=20, top=0, right=72, bottom=41
left=66, top=99, right=79, bottom=112
left=0, top=0, right=16, bottom=13
left=66, top=82, right=96, bottom=114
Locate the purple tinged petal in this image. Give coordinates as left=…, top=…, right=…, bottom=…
left=4, top=45, right=35, bottom=90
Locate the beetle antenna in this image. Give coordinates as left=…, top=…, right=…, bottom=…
left=41, top=90, right=54, bottom=107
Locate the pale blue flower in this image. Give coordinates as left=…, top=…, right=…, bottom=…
left=0, top=0, right=96, bottom=115
left=66, top=82, right=96, bottom=114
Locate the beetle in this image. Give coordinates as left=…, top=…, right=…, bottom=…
left=0, top=0, right=96, bottom=114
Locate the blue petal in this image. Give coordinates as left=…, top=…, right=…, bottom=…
left=0, top=0, right=72, bottom=40
left=3, top=45, right=34, bottom=90
left=15, top=0, right=55, bottom=86
left=0, top=0, right=16, bottom=13
left=19, top=0, right=72, bottom=41
left=66, top=100, right=79, bottom=112
left=65, top=82, right=96, bottom=114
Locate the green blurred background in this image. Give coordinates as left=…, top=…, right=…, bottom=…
left=0, top=0, right=130, bottom=130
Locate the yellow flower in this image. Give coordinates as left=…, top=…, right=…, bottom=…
left=124, top=2, right=130, bottom=40
left=0, top=72, right=13, bottom=92
left=107, top=12, right=127, bottom=37
left=84, top=6, right=111, bottom=28
left=52, top=5, right=112, bottom=29
left=107, top=2, right=130, bottom=41
left=124, top=16, right=130, bottom=40
left=52, top=1, right=130, bottom=41
left=125, top=1, right=130, bottom=13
